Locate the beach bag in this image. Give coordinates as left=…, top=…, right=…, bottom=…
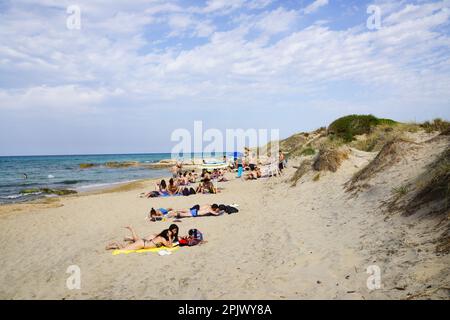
left=189, top=187, right=196, bottom=195
left=179, top=229, right=203, bottom=247
left=219, top=204, right=239, bottom=215
left=182, top=188, right=190, bottom=196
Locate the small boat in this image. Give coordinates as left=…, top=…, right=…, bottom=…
left=199, top=158, right=229, bottom=170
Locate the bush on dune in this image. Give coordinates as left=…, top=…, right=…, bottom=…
left=328, top=114, right=397, bottom=142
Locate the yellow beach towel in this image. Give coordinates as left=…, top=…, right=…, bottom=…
left=112, top=245, right=179, bottom=256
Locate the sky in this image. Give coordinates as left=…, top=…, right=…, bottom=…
left=0, top=0, right=449, bottom=156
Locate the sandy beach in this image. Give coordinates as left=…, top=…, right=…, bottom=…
left=0, top=129, right=448, bottom=300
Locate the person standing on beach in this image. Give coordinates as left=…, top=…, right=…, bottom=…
left=235, top=155, right=244, bottom=178
left=278, top=150, right=285, bottom=173
left=248, top=149, right=257, bottom=171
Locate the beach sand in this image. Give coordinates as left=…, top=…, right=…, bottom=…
left=0, top=135, right=449, bottom=299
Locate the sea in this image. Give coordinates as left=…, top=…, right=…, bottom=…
left=0, top=152, right=229, bottom=204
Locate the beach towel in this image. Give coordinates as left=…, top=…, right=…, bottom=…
left=112, top=245, right=179, bottom=256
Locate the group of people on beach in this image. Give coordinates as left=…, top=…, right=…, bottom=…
left=238, top=148, right=286, bottom=181
left=107, top=149, right=286, bottom=252
left=105, top=203, right=238, bottom=251
left=144, top=167, right=230, bottom=198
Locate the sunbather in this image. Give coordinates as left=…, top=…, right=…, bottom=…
left=106, top=224, right=179, bottom=250
left=146, top=207, right=176, bottom=221
left=174, top=204, right=222, bottom=218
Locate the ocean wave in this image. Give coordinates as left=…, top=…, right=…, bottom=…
left=0, top=182, right=41, bottom=188
left=0, top=194, right=24, bottom=199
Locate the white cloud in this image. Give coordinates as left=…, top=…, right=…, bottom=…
left=304, top=0, right=329, bottom=15
left=0, top=0, right=449, bottom=118
left=0, top=85, right=120, bottom=113
left=202, top=0, right=245, bottom=14
left=255, top=7, right=298, bottom=35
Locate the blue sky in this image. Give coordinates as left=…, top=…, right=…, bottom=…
left=0, top=0, right=449, bottom=155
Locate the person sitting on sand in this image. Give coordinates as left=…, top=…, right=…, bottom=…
left=143, top=179, right=168, bottom=197
left=188, top=171, right=196, bottom=183
left=244, top=167, right=261, bottom=180
left=106, top=224, right=179, bottom=250
left=177, top=172, right=189, bottom=186
left=201, top=169, right=211, bottom=180
left=196, top=177, right=217, bottom=194
left=158, top=179, right=169, bottom=195
left=167, top=178, right=181, bottom=195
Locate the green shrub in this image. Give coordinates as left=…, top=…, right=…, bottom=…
left=392, top=185, right=410, bottom=197
left=300, top=147, right=316, bottom=156
left=328, top=114, right=397, bottom=142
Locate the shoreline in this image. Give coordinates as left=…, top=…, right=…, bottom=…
left=0, top=176, right=165, bottom=216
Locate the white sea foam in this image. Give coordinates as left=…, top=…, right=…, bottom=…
left=75, top=180, right=139, bottom=192
left=0, top=194, right=23, bottom=199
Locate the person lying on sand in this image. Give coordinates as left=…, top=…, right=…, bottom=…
left=146, top=207, right=176, bottom=221
left=172, top=204, right=222, bottom=219
left=106, top=224, right=179, bottom=250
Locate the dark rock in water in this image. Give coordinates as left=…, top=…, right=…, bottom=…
left=79, top=163, right=96, bottom=169
left=20, top=188, right=77, bottom=196
left=104, top=161, right=139, bottom=168
left=40, top=188, right=77, bottom=195
left=20, top=188, right=41, bottom=194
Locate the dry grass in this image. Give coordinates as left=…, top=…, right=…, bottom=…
left=420, top=118, right=450, bottom=133
left=346, top=138, right=418, bottom=192
left=436, top=231, right=450, bottom=255
left=403, top=147, right=450, bottom=217
left=350, top=123, right=421, bottom=152
left=312, top=147, right=349, bottom=173
left=290, top=159, right=312, bottom=187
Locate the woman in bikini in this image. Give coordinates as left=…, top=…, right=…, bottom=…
left=167, top=178, right=180, bottom=195
left=105, top=224, right=179, bottom=250
left=157, top=179, right=169, bottom=196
